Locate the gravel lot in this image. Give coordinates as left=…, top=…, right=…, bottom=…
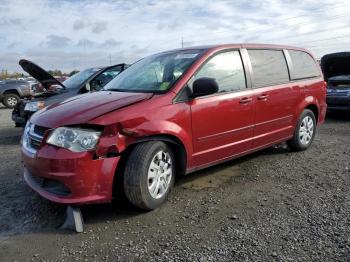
left=0, top=106, right=349, bottom=261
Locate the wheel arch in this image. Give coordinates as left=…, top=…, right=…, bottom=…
left=3, top=89, right=20, bottom=96
left=304, top=104, right=319, bottom=124
left=127, top=134, right=187, bottom=176
left=111, top=133, right=188, bottom=199
left=297, top=96, right=320, bottom=124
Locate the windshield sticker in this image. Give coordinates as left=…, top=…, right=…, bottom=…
left=175, top=53, right=198, bottom=59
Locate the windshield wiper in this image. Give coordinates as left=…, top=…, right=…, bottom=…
left=105, top=88, right=156, bottom=93
left=104, top=88, right=139, bottom=93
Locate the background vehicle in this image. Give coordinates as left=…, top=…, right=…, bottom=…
left=22, top=44, right=326, bottom=211
left=321, top=52, right=350, bottom=111
left=0, top=79, right=33, bottom=108
left=32, top=76, right=68, bottom=93
left=12, top=60, right=127, bottom=126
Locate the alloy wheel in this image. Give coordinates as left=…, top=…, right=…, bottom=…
left=7, top=97, right=18, bottom=106
left=147, top=150, right=172, bottom=199
left=299, top=115, right=314, bottom=145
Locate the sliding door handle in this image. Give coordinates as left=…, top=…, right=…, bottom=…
left=239, top=97, right=253, bottom=104
left=257, top=94, right=269, bottom=100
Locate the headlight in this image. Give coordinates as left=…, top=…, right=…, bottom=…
left=24, top=101, right=45, bottom=112
left=22, top=121, right=32, bottom=146
left=47, top=127, right=101, bottom=152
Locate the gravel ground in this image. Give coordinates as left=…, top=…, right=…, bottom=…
left=0, top=106, right=349, bottom=261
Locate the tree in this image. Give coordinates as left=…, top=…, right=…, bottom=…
left=47, top=69, right=63, bottom=76
left=69, top=70, right=79, bottom=76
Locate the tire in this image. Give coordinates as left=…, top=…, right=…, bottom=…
left=288, top=109, right=316, bottom=151
left=123, top=141, right=175, bottom=210
left=2, top=93, right=20, bottom=108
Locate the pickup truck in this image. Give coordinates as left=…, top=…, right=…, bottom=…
left=0, top=79, right=33, bottom=108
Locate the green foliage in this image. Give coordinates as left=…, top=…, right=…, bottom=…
left=69, top=70, right=80, bottom=76
left=0, top=69, right=25, bottom=80
left=47, top=69, right=63, bottom=76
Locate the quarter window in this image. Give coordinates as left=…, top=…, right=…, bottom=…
left=192, top=51, right=246, bottom=93
left=289, top=50, right=320, bottom=79
left=248, top=49, right=290, bottom=87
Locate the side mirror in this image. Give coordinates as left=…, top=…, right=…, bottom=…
left=192, top=77, right=219, bottom=98
left=85, top=82, right=91, bottom=91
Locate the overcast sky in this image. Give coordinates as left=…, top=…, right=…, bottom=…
left=0, top=0, right=349, bottom=72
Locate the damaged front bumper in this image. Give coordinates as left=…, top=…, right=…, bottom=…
left=22, top=144, right=121, bottom=205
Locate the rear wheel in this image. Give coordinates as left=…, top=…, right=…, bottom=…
left=123, top=141, right=175, bottom=210
left=3, top=93, right=20, bottom=108
left=288, top=109, right=316, bottom=151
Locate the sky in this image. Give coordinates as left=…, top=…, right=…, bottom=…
left=0, top=0, right=349, bottom=73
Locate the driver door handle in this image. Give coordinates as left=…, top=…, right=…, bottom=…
left=239, top=97, right=253, bottom=104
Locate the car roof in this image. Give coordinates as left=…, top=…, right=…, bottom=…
left=163, top=43, right=309, bottom=53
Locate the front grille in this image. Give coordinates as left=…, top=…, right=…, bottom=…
left=27, top=173, right=71, bottom=196
left=29, top=138, right=41, bottom=150
left=23, top=123, right=49, bottom=154
left=34, top=125, right=49, bottom=137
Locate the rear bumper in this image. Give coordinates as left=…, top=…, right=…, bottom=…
left=326, top=96, right=350, bottom=111
left=22, top=145, right=121, bottom=205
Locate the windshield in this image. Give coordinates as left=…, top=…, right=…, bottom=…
left=62, top=68, right=101, bottom=89
left=103, top=50, right=204, bottom=93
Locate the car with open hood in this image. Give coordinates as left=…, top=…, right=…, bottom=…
left=321, top=52, right=350, bottom=111
left=21, top=44, right=326, bottom=210
left=12, top=60, right=127, bottom=126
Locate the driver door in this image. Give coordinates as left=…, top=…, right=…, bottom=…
left=189, top=50, right=255, bottom=167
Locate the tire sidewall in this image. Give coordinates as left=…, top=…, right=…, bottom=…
left=140, top=142, right=175, bottom=209
left=294, top=110, right=316, bottom=150
left=3, top=94, right=19, bottom=108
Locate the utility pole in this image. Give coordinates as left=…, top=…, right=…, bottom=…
left=109, top=54, right=112, bottom=65
left=181, top=37, right=184, bottom=48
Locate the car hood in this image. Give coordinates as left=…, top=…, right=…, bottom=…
left=30, top=91, right=153, bottom=128
left=321, top=52, right=350, bottom=81
left=19, top=59, right=66, bottom=89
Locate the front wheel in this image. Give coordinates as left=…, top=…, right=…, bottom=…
left=123, top=141, right=175, bottom=210
left=288, top=109, right=316, bottom=151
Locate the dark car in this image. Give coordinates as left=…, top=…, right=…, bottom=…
left=12, top=60, right=127, bottom=126
left=21, top=44, right=326, bottom=210
left=321, top=52, right=350, bottom=111
left=0, top=79, right=33, bottom=108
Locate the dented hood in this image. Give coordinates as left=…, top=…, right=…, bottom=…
left=19, top=59, right=66, bottom=89
left=30, top=91, right=153, bottom=128
left=321, top=52, right=350, bottom=81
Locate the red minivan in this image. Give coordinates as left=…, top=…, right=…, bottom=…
left=22, top=44, right=327, bottom=210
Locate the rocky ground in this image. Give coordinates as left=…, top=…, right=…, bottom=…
left=0, top=106, right=349, bottom=261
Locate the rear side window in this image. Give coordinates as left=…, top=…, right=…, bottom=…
left=248, top=49, right=289, bottom=88
left=288, top=50, right=320, bottom=80
left=192, top=50, right=246, bottom=93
